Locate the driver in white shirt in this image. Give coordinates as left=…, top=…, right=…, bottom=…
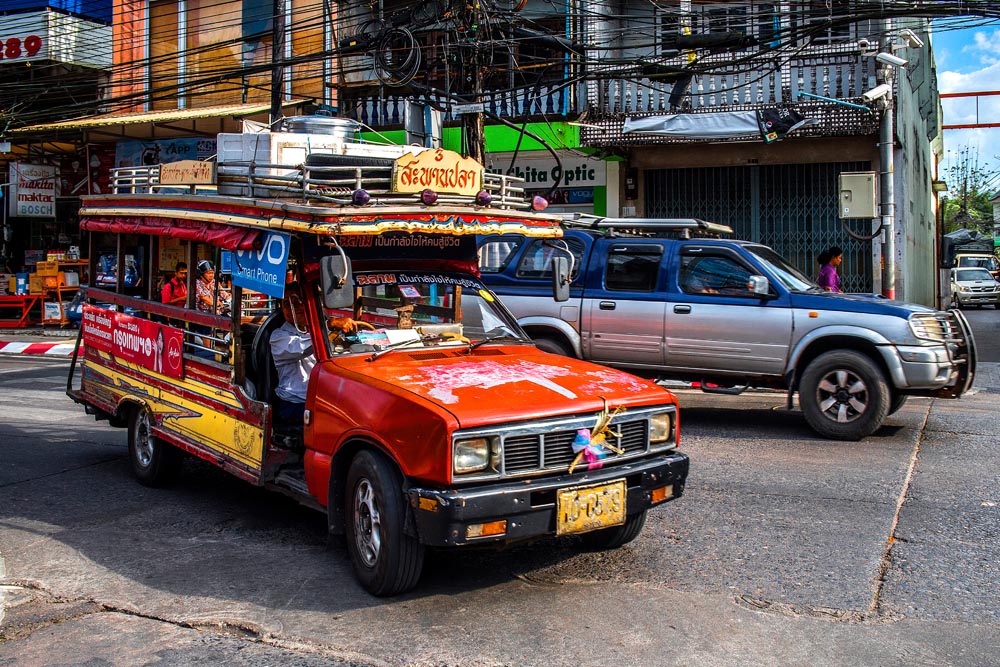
left=269, top=289, right=315, bottom=424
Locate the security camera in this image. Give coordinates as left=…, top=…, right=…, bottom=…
left=876, top=52, right=908, bottom=67
left=857, top=38, right=877, bottom=55
left=862, top=83, right=893, bottom=102
left=898, top=29, right=924, bottom=49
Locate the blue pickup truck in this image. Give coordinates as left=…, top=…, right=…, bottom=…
left=478, top=221, right=977, bottom=440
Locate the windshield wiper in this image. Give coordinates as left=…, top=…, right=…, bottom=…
left=468, top=332, right=532, bottom=351
left=365, top=336, right=430, bottom=362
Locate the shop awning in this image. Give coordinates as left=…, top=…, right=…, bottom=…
left=81, top=216, right=262, bottom=250
left=9, top=101, right=308, bottom=141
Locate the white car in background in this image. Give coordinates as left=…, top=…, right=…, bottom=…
left=950, top=268, right=1000, bottom=308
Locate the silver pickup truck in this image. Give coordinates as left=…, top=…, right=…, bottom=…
left=478, top=222, right=977, bottom=441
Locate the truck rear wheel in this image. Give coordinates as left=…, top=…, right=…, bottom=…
left=578, top=510, right=647, bottom=550
left=345, top=450, right=425, bottom=596
left=799, top=351, right=890, bottom=441
left=534, top=336, right=573, bottom=357
left=127, top=406, right=181, bottom=487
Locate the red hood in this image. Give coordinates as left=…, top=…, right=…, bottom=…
left=330, top=346, right=674, bottom=427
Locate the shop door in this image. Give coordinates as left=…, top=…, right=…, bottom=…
left=645, top=162, right=874, bottom=293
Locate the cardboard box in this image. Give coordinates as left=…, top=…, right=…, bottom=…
left=43, top=275, right=59, bottom=289
left=43, top=301, right=71, bottom=321
left=35, top=261, right=59, bottom=276
left=29, top=274, right=45, bottom=294
left=63, top=271, right=80, bottom=287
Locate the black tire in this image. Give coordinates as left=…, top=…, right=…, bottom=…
left=534, top=336, right=573, bottom=357
left=345, top=450, right=425, bottom=596
left=578, top=510, right=647, bottom=550
left=799, top=350, right=890, bottom=441
left=888, top=393, right=909, bottom=415
left=127, top=406, right=181, bottom=487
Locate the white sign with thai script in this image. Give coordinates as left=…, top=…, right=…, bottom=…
left=9, top=162, right=56, bottom=218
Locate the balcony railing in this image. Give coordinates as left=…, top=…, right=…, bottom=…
left=589, top=47, right=878, bottom=114
left=581, top=45, right=881, bottom=144
left=341, top=82, right=576, bottom=127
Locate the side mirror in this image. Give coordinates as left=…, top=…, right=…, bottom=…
left=320, top=254, right=354, bottom=309
left=748, top=275, right=770, bottom=296
left=552, top=256, right=570, bottom=302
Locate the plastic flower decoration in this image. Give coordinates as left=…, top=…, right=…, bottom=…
left=569, top=399, right=625, bottom=473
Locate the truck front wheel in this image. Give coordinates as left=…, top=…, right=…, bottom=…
left=799, top=351, right=890, bottom=441
left=345, top=450, right=425, bottom=596
left=578, top=509, right=647, bottom=550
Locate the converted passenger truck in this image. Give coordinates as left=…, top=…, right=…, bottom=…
left=66, top=123, right=688, bottom=595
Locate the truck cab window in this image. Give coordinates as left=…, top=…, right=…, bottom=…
left=605, top=246, right=662, bottom=292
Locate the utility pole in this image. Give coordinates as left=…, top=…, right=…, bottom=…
left=270, top=0, right=286, bottom=126
left=460, top=1, right=485, bottom=163
left=878, top=34, right=897, bottom=300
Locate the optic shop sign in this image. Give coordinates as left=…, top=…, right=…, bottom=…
left=232, top=231, right=291, bottom=298
left=9, top=162, right=56, bottom=218
left=82, top=306, right=185, bottom=379
left=486, top=152, right=606, bottom=188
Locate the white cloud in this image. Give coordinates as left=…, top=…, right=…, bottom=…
left=963, top=29, right=1000, bottom=66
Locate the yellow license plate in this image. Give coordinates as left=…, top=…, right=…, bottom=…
left=556, top=480, right=627, bottom=536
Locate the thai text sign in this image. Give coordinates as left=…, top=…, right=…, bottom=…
left=9, top=162, right=56, bottom=218
left=159, top=160, right=216, bottom=185
left=82, top=305, right=185, bottom=378
left=232, top=231, right=291, bottom=298
left=393, top=149, right=483, bottom=196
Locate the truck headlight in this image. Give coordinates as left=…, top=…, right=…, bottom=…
left=454, top=437, right=497, bottom=474
left=649, top=411, right=674, bottom=444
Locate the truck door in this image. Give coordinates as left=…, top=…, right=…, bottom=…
left=583, top=242, right=666, bottom=368
left=665, top=245, right=792, bottom=376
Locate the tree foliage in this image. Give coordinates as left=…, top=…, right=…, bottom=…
left=941, top=145, right=998, bottom=235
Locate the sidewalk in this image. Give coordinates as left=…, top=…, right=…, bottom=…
left=0, top=328, right=79, bottom=357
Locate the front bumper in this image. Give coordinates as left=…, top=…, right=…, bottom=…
left=406, top=451, right=689, bottom=547
left=956, top=291, right=1000, bottom=306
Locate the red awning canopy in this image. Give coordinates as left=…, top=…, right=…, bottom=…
left=81, top=216, right=261, bottom=250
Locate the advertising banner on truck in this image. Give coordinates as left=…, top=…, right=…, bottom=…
left=232, top=231, right=291, bottom=298
left=82, top=305, right=184, bottom=378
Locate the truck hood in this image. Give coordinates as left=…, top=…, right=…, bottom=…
left=788, top=291, right=936, bottom=317
left=330, top=346, right=671, bottom=427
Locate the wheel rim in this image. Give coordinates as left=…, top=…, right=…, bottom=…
left=815, top=369, right=868, bottom=423
left=353, top=479, right=382, bottom=568
left=135, top=411, right=154, bottom=467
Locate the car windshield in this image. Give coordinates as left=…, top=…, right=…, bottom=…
left=958, top=256, right=999, bottom=271
left=743, top=245, right=817, bottom=292
left=955, top=268, right=994, bottom=282
left=322, top=271, right=528, bottom=356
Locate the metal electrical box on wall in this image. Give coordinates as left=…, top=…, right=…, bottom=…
left=839, top=171, right=878, bottom=219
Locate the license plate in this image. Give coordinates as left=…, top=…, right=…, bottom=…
left=556, top=480, right=626, bottom=536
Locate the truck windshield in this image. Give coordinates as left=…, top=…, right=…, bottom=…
left=323, top=271, right=529, bottom=355
left=744, top=245, right=818, bottom=292
left=958, top=256, right=999, bottom=271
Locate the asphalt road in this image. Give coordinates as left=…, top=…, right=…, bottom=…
left=1, top=310, right=999, bottom=666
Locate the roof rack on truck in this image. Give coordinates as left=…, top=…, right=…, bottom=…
left=109, top=118, right=533, bottom=211
left=561, top=213, right=733, bottom=238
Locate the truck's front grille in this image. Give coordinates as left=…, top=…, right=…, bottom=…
left=500, top=418, right=655, bottom=476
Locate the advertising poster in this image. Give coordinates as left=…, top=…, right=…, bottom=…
left=9, top=162, right=57, bottom=218
left=82, top=305, right=185, bottom=379
left=232, top=231, right=290, bottom=298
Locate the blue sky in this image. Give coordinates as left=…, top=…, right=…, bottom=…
left=931, top=19, right=1000, bottom=194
